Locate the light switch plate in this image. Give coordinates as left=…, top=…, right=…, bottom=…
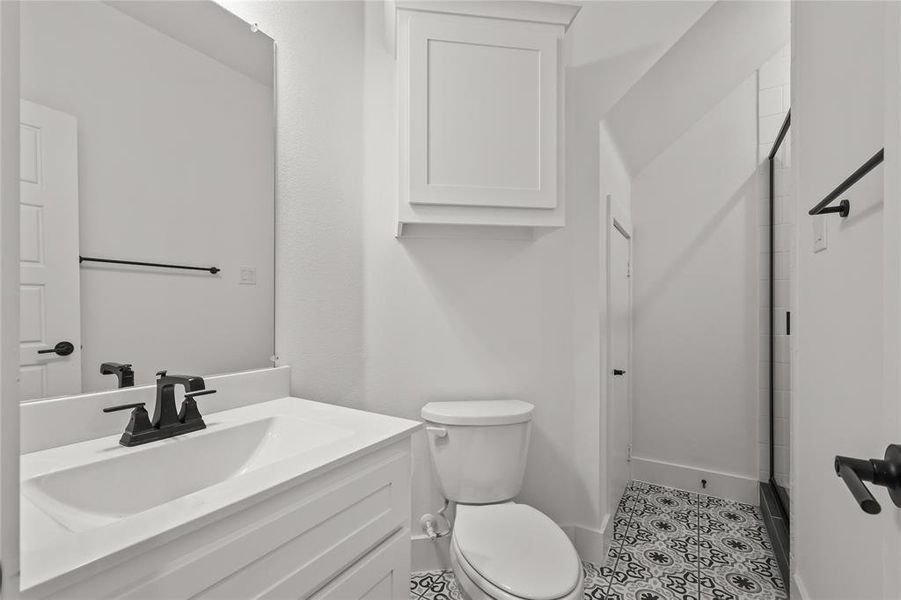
left=813, top=215, right=827, bottom=253
left=239, top=267, right=257, bottom=285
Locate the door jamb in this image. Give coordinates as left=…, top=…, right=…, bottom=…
left=882, top=2, right=901, bottom=595
left=0, top=0, right=21, bottom=593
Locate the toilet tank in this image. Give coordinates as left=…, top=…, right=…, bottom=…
left=421, top=400, right=533, bottom=504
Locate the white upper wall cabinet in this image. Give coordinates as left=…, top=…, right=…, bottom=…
left=392, top=1, right=580, bottom=235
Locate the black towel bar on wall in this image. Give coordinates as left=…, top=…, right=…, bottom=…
left=808, top=148, right=884, bottom=218
left=79, top=256, right=220, bottom=274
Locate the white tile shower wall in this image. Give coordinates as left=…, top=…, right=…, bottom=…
left=756, top=44, right=792, bottom=487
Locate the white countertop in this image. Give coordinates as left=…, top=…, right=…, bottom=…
left=20, top=397, right=421, bottom=592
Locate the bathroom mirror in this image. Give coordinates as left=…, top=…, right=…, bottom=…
left=18, top=1, right=275, bottom=400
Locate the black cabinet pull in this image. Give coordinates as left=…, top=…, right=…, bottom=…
left=37, top=341, right=75, bottom=356
left=613, top=369, right=627, bottom=376
left=835, top=444, right=901, bottom=514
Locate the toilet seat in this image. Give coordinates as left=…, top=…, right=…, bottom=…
left=451, top=503, right=582, bottom=600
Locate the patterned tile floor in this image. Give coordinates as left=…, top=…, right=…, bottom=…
left=410, top=481, right=786, bottom=600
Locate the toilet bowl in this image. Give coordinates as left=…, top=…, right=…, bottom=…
left=422, top=400, right=584, bottom=600
left=449, top=503, right=583, bottom=600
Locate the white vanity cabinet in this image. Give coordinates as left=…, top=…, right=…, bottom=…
left=28, top=438, right=414, bottom=600
left=393, top=1, right=580, bottom=235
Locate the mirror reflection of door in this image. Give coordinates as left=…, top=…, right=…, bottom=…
left=19, top=100, right=81, bottom=401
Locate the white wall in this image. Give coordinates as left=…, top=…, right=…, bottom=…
left=792, top=3, right=887, bottom=598
left=216, top=0, right=365, bottom=409
left=605, top=0, right=790, bottom=175
left=566, top=105, right=632, bottom=560
left=224, top=0, right=626, bottom=569
left=566, top=23, right=634, bottom=550
left=20, top=1, right=274, bottom=392
left=630, top=73, right=761, bottom=500
left=362, top=0, right=585, bottom=549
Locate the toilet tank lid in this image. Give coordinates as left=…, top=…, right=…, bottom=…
left=421, top=400, right=534, bottom=426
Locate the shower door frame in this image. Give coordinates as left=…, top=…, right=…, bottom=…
left=768, top=109, right=791, bottom=525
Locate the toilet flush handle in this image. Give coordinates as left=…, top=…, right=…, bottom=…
left=426, top=426, right=448, bottom=438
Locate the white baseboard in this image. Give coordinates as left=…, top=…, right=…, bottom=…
left=631, top=456, right=758, bottom=505
left=570, top=521, right=609, bottom=565
left=411, top=533, right=452, bottom=573
left=792, top=571, right=809, bottom=600
left=412, top=518, right=612, bottom=572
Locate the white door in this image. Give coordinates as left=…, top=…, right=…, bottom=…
left=793, top=2, right=901, bottom=598
left=608, top=196, right=633, bottom=510
left=18, top=100, right=81, bottom=401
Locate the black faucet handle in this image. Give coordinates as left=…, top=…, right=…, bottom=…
left=156, top=370, right=167, bottom=378
left=103, top=402, right=146, bottom=413
left=101, top=362, right=135, bottom=388
left=103, top=402, right=155, bottom=445
left=184, top=389, right=217, bottom=399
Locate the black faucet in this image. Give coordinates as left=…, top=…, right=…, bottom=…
left=102, top=370, right=216, bottom=446
left=100, top=362, right=135, bottom=388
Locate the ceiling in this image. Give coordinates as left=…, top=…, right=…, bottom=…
left=565, top=1, right=715, bottom=70
left=563, top=0, right=715, bottom=124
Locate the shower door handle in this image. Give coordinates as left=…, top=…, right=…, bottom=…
left=835, top=444, right=901, bottom=514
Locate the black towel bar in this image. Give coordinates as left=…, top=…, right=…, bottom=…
left=79, top=256, right=220, bottom=274
left=809, top=148, right=884, bottom=218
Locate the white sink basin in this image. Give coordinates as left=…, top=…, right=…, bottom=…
left=20, top=395, right=421, bottom=593
left=23, top=414, right=351, bottom=532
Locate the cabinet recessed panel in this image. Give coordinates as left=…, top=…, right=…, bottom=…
left=407, top=13, right=559, bottom=210
left=427, top=40, right=540, bottom=190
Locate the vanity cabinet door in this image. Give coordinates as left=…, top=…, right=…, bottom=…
left=308, top=529, right=410, bottom=600
left=400, top=11, right=560, bottom=211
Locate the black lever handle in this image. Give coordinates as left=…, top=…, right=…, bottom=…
left=613, top=369, right=627, bottom=376
left=184, top=389, right=217, bottom=399
left=836, top=461, right=881, bottom=514
left=38, top=341, right=75, bottom=356
left=103, top=402, right=146, bottom=413
left=835, top=444, right=901, bottom=514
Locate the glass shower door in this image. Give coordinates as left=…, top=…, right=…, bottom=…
left=769, top=112, right=792, bottom=520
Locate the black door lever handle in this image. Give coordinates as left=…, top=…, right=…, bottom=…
left=835, top=444, right=901, bottom=514
left=613, top=369, right=627, bottom=376
left=38, top=341, right=75, bottom=356
left=836, top=461, right=881, bottom=514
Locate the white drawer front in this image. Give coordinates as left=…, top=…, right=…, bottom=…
left=190, top=448, right=411, bottom=600
left=308, top=530, right=410, bottom=600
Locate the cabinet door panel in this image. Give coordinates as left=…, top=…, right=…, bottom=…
left=407, top=12, right=558, bottom=209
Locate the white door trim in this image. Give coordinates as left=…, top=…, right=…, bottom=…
left=0, top=0, right=22, bottom=590
left=883, top=3, right=901, bottom=595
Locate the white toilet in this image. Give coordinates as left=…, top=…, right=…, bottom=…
left=422, top=400, right=583, bottom=600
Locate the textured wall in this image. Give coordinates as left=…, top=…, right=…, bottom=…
left=219, top=0, right=366, bottom=407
